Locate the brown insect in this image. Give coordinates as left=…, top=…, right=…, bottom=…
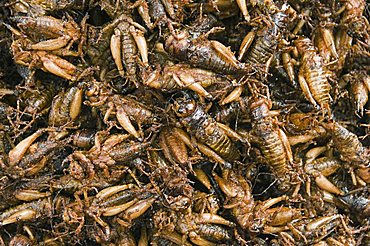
left=294, top=36, right=333, bottom=111
left=249, top=97, right=294, bottom=191
left=165, top=29, right=252, bottom=75
left=173, top=94, right=240, bottom=161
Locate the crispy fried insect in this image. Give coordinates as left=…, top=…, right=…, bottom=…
left=313, top=27, right=338, bottom=65
left=173, top=94, right=240, bottom=161
left=10, top=14, right=84, bottom=56
left=11, top=41, right=79, bottom=81
left=0, top=175, right=52, bottom=211
left=9, top=0, right=89, bottom=15
left=106, top=14, right=148, bottom=87
left=88, top=184, right=156, bottom=239
left=239, top=4, right=294, bottom=69
left=249, top=98, right=294, bottom=191
left=84, top=81, right=159, bottom=139
left=212, top=96, right=249, bottom=123
left=165, top=30, right=251, bottom=75
left=328, top=172, right=370, bottom=220
left=343, top=71, right=370, bottom=117
left=48, top=85, right=83, bottom=127
left=305, top=156, right=344, bottom=195
left=337, top=0, right=369, bottom=40
left=294, top=37, right=332, bottom=111
left=108, top=138, right=153, bottom=162
left=142, top=63, right=230, bottom=99
left=324, top=121, right=368, bottom=166
left=143, top=0, right=180, bottom=31
left=0, top=196, right=70, bottom=226
left=7, top=137, right=66, bottom=179
left=214, top=169, right=299, bottom=232
left=68, top=133, right=152, bottom=179
left=159, top=126, right=189, bottom=167
left=275, top=215, right=342, bottom=245
left=212, top=169, right=254, bottom=230
left=154, top=208, right=234, bottom=245
left=19, top=82, right=56, bottom=116
left=148, top=149, right=194, bottom=200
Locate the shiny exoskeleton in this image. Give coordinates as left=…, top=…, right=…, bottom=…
left=19, top=82, right=56, bottom=115
left=48, top=85, right=83, bottom=127
left=173, top=95, right=240, bottom=161
left=249, top=98, right=293, bottom=191
left=212, top=96, right=249, bottom=123
left=84, top=81, right=159, bottom=139
left=142, top=63, right=228, bottom=99
left=165, top=30, right=251, bottom=75
left=240, top=4, right=293, bottom=67
left=325, top=121, right=368, bottom=166
left=10, top=15, right=83, bottom=57
left=294, top=37, right=332, bottom=110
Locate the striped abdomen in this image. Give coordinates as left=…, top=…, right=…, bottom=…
left=304, top=58, right=331, bottom=107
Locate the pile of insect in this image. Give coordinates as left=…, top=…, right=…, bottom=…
left=0, top=0, right=369, bottom=245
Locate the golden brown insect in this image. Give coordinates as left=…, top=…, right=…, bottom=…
left=68, top=133, right=152, bottom=180
left=0, top=175, right=52, bottom=211
left=7, top=138, right=66, bottom=179
left=165, top=29, right=251, bottom=75
left=11, top=42, right=79, bottom=81
left=177, top=217, right=233, bottom=245
left=71, top=129, right=96, bottom=149
left=135, top=0, right=181, bottom=31
left=213, top=169, right=299, bottom=233
left=10, top=14, right=85, bottom=57
left=154, top=207, right=234, bottom=245
left=285, top=112, right=325, bottom=136
left=275, top=214, right=342, bottom=245
left=159, top=126, right=189, bottom=167
left=212, top=96, right=249, bottom=123
left=337, top=0, right=368, bottom=41
left=249, top=97, right=294, bottom=191
left=173, top=94, right=240, bottom=161
left=19, top=82, right=56, bottom=116
left=88, top=184, right=156, bottom=239
left=324, top=121, right=368, bottom=166
left=108, top=137, right=153, bottom=163
left=9, top=0, right=88, bottom=15
left=193, top=191, right=220, bottom=214
left=84, top=81, right=159, bottom=139
left=6, top=15, right=88, bottom=81
left=0, top=196, right=70, bottom=226
left=48, top=85, right=83, bottom=127
left=148, top=149, right=194, bottom=200
left=105, top=14, right=148, bottom=87
left=342, top=71, right=370, bottom=117
left=293, top=37, right=332, bottom=111
left=305, top=154, right=344, bottom=196
left=313, top=27, right=338, bottom=65
left=142, top=63, right=230, bottom=99
left=83, top=24, right=116, bottom=81
left=328, top=171, right=370, bottom=220
left=239, top=4, right=295, bottom=69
